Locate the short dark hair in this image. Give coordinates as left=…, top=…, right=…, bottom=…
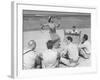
left=67, top=36, right=73, bottom=42
left=47, top=40, right=54, bottom=49
left=83, top=34, right=88, bottom=41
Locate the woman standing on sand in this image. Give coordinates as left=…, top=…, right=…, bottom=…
left=41, top=16, right=60, bottom=41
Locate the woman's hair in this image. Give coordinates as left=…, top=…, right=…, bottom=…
left=48, top=16, right=55, bottom=22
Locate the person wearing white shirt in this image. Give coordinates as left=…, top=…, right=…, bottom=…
left=41, top=40, right=60, bottom=68
left=79, top=34, right=91, bottom=59
left=71, top=26, right=78, bottom=34
left=60, top=36, right=79, bottom=67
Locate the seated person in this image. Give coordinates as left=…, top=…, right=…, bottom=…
left=71, top=26, right=78, bottom=34
left=41, top=40, right=60, bottom=68
left=23, top=40, right=42, bottom=69
left=51, top=38, right=62, bottom=67
left=60, top=36, right=79, bottom=67
left=79, top=34, right=91, bottom=59
left=64, top=26, right=81, bottom=37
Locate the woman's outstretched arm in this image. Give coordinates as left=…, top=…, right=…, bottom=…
left=40, top=23, right=49, bottom=30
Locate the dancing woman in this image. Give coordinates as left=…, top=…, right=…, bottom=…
left=41, top=16, right=60, bottom=41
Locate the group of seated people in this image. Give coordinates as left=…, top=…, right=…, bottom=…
left=23, top=34, right=91, bottom=69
